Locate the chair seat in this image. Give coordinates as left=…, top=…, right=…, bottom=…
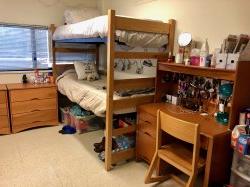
left=158, top=143, right=206, bottom=175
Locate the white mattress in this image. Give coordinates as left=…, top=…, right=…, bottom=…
left=56, top=69, right=154, bottom=117
left=53, top=15, right=168, bottom=48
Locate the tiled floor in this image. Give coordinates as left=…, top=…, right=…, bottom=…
left=0, top=126, right=180, bottom=187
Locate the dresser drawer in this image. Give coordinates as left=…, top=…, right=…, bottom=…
left=12, top=109, right=57, bottom=127
left=0, top=115, right=10, bottom=133
left=0, top=103, right=8, bottom=116
left=136, top=130, right=156, bottom=164
left=0, top=91, right=7, bottom=104
left=138, top=120, right=156, bottom=138
left=138, top=110, right=156, bottom=125
left=10, top=87, right=57, bottom=102
left=11, top=98, right=57, bottom=115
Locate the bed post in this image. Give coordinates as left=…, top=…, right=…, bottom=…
left=50, top=24, right=57, bottom=83
left=105, top=9, right=115, bottom=171
left=96, top=44, right=100, bottom=73
left=168, top=19, right=176, bottom=56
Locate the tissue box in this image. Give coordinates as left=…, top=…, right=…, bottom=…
left=226, top=53, right=240, bottom=70
left=216, top=53, right=228, bottom=69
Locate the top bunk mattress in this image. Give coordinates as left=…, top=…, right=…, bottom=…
left=53, top=15, right=168, bottom=48
left=56, top=69, right=155, bottom=117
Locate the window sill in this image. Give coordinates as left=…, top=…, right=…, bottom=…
left=0, top=69, right=52, bottom=74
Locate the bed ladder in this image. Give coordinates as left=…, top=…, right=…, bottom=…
left=105, top=9, right=175, bottom=171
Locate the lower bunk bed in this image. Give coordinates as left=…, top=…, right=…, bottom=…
left=56, top=67, right=155, bottom=164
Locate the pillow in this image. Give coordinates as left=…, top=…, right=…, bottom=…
left=64, top=7, right=101, bottom=24
left=74, top=61, right=99, bottom=81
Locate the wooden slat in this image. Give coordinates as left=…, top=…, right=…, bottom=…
left=105, top=9, right=116, bottom=171
left=114, top=78, right=155, bottom=91
left=113, top=95, right=154, bottom=110
left=112, top=148, right=135, bottom=164
left=54, top=48, right=96, bottom=53
left=158, top=62, right=236, bottom=81
left=115, top=51, right=168, bottom=59
left=115, top=16, right=170, bottom=34
left=113, top=125, right=136, bottom=136
left=167, top=19, right=176, bottom=55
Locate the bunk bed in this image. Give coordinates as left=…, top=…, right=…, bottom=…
left=51, top=9, right=176, bottom=171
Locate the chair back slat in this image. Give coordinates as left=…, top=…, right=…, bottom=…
left=158, top=110, right=199, bottom=144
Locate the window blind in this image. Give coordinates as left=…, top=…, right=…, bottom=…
left=0, top=23, right=50, bottom=71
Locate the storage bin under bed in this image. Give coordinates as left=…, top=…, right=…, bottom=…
left=60, top=107, right=100, bottom=133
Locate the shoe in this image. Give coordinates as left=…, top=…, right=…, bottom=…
left=94, top=137, right=105, bottom=148
left=59, top=125, right=76, bottom=134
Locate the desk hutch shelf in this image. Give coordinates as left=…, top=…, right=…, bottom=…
left=156, top=61, right=250, bottom=130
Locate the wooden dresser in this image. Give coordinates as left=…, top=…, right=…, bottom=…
left=7, top=83, right=58, bottom=133
left=0, top=85, right=11, bottom=134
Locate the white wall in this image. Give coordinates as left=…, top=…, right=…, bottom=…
left=0, top=0, right=98, bottom=84
left=101, top=0, right=250, bottom=52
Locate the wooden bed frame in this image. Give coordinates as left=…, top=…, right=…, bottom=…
left=51, top=9, right=176, bottom=171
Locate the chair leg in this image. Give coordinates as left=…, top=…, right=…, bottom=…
left=144, top=152, right=169, bottom=184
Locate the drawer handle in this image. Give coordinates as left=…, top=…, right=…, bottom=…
left=31, top=109, right=41, bottom=113
left=142, top=120, right=152, bottom=125
left=32, top=121, right=42, bottom=123
left=31, top=98, right=39, bottom=101
left=144, top=131, right=152, bottom=138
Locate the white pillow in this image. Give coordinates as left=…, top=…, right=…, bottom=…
left=64, top=7, right=101, bottom=24
left=74, top=61, right=99, bottom=81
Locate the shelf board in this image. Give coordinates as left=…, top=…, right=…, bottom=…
left=112, top=125, right=136, bottom=136
left=158, top=62, right=236, bottom=81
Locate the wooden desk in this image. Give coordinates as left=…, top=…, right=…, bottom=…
left=136, top=103, right=232, bottom=187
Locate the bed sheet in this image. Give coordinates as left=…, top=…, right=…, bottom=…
left=53, top=15, right=168, bottom=48
left=56, top=69, right=154, bottom=117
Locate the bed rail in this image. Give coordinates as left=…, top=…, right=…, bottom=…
left=114, top=77, right=155, bottom=90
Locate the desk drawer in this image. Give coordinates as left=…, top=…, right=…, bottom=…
left=0, top=103, right=8, bottom=116
left=12, top=109, right=57, bottom=127
left=138, top=120, right=156, bottom=138
left=139, top=111, right=156, bottom=125
left=0, top=91, right=7, bottom=104
left=136, top=130, right=156, bottom=164
left=10, top=87, right=57, bottom=102
left=11, top=98, right=57, bottom=115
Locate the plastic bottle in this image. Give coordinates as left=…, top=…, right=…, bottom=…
left=200, top=39, right=209, bottom=67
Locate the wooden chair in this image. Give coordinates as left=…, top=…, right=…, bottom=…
left=145, top=110, right=205, bottom=187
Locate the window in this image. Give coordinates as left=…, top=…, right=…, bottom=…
left=0, top=23, right=50, bottom=71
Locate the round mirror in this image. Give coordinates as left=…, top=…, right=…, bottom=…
left=178, top=32, right=192, bottom=47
